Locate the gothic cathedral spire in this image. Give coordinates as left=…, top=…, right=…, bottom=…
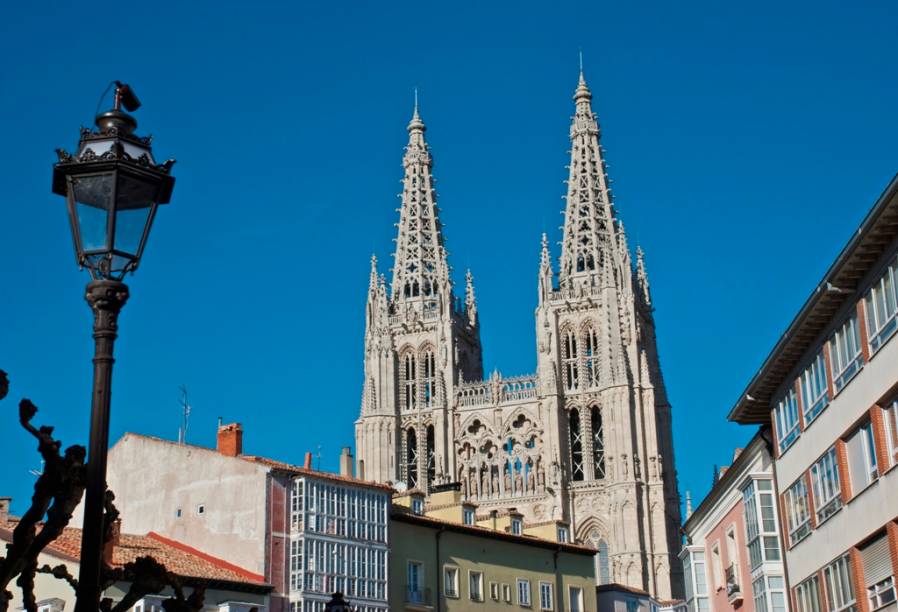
left=559, top=69, right=619, bottom=290
left=391, top=101, right=451, bottom=307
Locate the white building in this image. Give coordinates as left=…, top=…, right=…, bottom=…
left=729, top=175, right=898, bottom=612
left=355, top=68, right=684, bottom=599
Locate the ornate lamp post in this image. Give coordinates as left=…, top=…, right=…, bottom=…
left=52, top=82, right=175, bottom=612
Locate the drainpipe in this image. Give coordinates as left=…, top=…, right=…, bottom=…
left=435, top=526, right=445, bottom=612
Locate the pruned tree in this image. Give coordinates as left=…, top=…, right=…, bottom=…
left=0, top=370, right=205, bottom=612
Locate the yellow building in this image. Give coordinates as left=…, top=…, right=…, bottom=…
left=391, top=486, right=597, bottom=611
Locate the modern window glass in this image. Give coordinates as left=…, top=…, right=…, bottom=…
left=823, top=555, right=857, bottom=612
left=801, top=351, right=830, bottom=424
left=517, top=579, right=531, bottom=606
left=744, top=479, right=781, bottom=569
left=754, top=575, right=787, bottom=612
left=795, top=575, right=822, bottom=612
left=846, top=421, right=878, bottom=494
left=810, top=447, right=842, bottom=522
left=830, top=315, right=864, bottom=391
left=775, top=388, right=800, bottom=452
left=539, top=582, right=554, bottom=610
left=444, top=566, right=458, bottom=598
left=469, top=571, right=483, bottom=601
left=865, top=255, right=898, bottom=352
left=784, top=478, right=811, bottom=545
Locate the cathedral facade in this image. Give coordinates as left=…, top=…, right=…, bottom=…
left=355, top=72, right=684, bottom=600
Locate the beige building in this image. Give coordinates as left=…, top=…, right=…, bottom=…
left=356, top=67, right=683, bottom=600
left=729, top=175, right=898, bottom=612
left=388, top=485, right=597, bottom=611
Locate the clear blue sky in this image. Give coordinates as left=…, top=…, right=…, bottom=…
left=1, top=1, right=897, bottom=517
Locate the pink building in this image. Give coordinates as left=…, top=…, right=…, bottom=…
left=681, top=431, right=788, bottom=612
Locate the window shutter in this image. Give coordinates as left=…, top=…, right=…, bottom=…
left=861, top=534, right=894, bottom=586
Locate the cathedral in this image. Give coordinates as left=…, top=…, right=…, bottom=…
left=355, top=70, right=684, bottom=600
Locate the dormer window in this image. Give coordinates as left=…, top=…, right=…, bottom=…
left=463, top=508, right=475, bottom=526
left=412, top=498, right=424, bottom=515
left=511, top=517, right=522, bottom=535
left=557, top=526, right=569, bottom=543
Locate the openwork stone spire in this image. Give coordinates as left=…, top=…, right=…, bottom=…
left=465, top=269, right=478, bottom=325
left=391, top=101, right=450, bottom=305
left=559, top=69, right=619, bottom=289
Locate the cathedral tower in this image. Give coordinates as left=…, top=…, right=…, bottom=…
left=355, top=102, right=483, bottom=492
left=356, top=73, right=682, bottom=599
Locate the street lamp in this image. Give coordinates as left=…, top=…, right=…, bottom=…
left=52, top=82, right=175, bottom=612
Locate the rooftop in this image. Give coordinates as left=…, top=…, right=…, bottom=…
left=729, top=173, right=898, bottom=423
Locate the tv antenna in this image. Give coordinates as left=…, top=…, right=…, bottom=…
left=29, top=459, right=45, bottom=478
left=316, top=445, right=322, bottom=471
left=178, top=385, right=191, bottom=444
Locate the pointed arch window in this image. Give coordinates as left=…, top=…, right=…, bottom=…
left=569, top=409, right=584, bottom=481
left=403, top=353, right=417, bottom=411
left=584, top=326, right=600, bottom=388
left=592, top=406, right=605, bottom=479
left=404, top=428, right=418, bottom=488
left=422, top=349, right=436, bottom=407
left=562, top=329, right=579, bottom=391
left=426, top=425, right=435, bottom=488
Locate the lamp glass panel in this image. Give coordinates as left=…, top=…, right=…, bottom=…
left=113, top=174, right=157, bottom=256
left=72, top=173, right=114, bottom=251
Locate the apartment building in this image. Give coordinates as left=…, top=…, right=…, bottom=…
left=389, top=485, right=597, bottom=611
left=680, top=431, right=787, bottom=612
left=89, top=426, right=392, bottom=612
left=729, top=175, right=898, bottom=612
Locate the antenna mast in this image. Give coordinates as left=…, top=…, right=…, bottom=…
left=178, top=385, right=191, bottom=444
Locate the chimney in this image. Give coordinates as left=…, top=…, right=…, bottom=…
left=339, top=447, right=354, bottom=478
left=217, top=423, right=243, bottom=457
left=303, top=452, right=313, bottom=470
left=0, top=497, right=10, bottom=524
left=103, top=518, right=122, bottom=565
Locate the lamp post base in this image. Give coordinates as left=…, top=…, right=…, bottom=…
left=74, top=280, right=129, bottom=612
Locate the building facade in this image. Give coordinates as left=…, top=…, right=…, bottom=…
left=388, top=486, right=597, bottom=611
left=680, top=432, right=788, bottom=612
left=95, top=425, right=392, bottom=612
left=355, top=70, right=683, bottom=599
left=729, top=175, right=898, bottom=612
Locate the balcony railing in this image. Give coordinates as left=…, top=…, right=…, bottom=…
left=726, top=563, right=742, bottom=604
left=406, top=586, right=432, bottom=606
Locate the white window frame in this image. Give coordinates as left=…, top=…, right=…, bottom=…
left=511, top=517, right=523, bottom=535
left=775, top=388, right=800, bottom=453
left=830, top=315, right=864, bottom=392
left=463, top=507, right=475, bottom=526
left=443, top=565, right=459, bottom=598
left=865, top=254, right=898, bottom=353
left=568, top=585, right=584, bottom=612
left=795, top=575, right=823, bottom=612
left=800, top=350, right=830, bottom=424
left=868, top=576, right=896, bottom=611
left=784, top=478, right=811, bottom=546
left=469, top=570, right=484, bottom=602
left=502, top=583, right=512, bottom=603
left=884, top=396, right=898, bottom=466
left=517, top=578, right=532, bottom=606
left=846, top=421, right=879, bottom=495
left=823, top=554, right=856, bottom=612
left=810, top=447, right=842, bottom=523
left=539, top=581, right=554, bottom=610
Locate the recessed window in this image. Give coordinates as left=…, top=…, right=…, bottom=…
left=443, top=566, right=459, bottom=598
left=795, top=575, right=822, bottom=612
left=569, top=586, right=584, bottom=612
left=823, top=555, right=856, bottom=612
left=411, top=498, right=424, bottom=515
left=489, top=582, right=499, bottom=601
left=775, top=388, right=800, bottom=453
left=469, top=571, right=483, bottom=601
left=511, top=518, right=522, bottom=535
left=884, top=396, right=898, bottom=466
left=810, top=447, right=841, bottom=522
left=557, top=526, right=569, bottom=543
left=539, top=581, right=554, bottom=610
left=517, top=579, right=531, bottom=606
left=830, top=315, right=864, bottom=391
left=865, top=254, right=898, bottom=353
left=463, top=508, right=475, bottom=526
left=196, top=504, right=205, bottom=515
left=502, top=583, right=512, bottom=603
left=783, top=479, right=810, bottom=545
left=175, top=508, right=182, bottom=518
left=846, top=421, right=878, bottom=494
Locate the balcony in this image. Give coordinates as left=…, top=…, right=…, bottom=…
left=405, top=585, right=433, bottom=610
left=726, top=563, right=743, bottom=605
